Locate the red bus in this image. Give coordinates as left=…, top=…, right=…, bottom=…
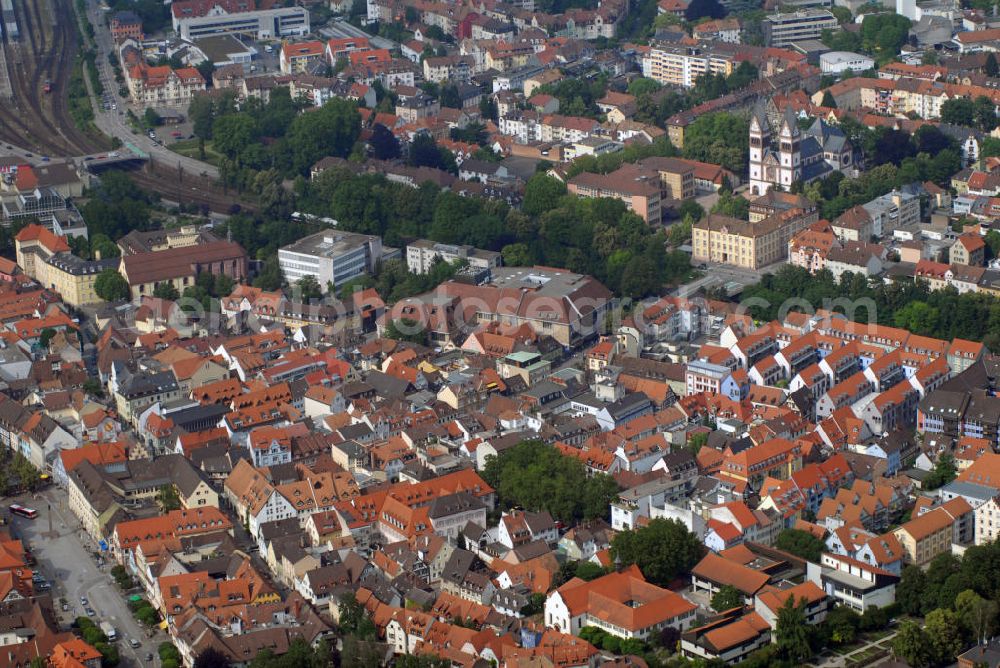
left=9, top=505, right=38, bottom=519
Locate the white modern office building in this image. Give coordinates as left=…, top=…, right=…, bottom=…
left=278, top=231, right=382, bottom=292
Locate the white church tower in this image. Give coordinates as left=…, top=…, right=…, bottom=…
left=777, top=107, right=802, bottom=189
left=748, top=103, right=770, bottom=196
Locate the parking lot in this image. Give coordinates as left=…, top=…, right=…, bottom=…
left=7, top=490, right=168, bottom=667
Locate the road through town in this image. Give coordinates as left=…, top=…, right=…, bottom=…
left=8, top=489, right=167, bottom=668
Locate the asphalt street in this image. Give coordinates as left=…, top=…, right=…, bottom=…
left=7, top=489, right=166, bottom=668
left=81, top=0, right=219, bottom=179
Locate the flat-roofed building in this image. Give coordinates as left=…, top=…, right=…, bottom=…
left=406, top=240, right=500, bottom=275
left=763, top=10, right=837, bottom=47
left=278, top=230, right=382, bottom=293
left=173, top=3, right=308, bottom=40
left=645, top=43, right=736, bottom=88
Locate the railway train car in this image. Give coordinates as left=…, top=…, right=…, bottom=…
left=1, top=0, right=18, bottom=41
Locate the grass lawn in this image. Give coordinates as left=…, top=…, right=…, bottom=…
left=169, top=139, right=222, bottom=167
left=863, top=629, right=893, bottom=642
left=850, top=646, right=887, bottom=665
left=832, top=644, right=861, bottom=656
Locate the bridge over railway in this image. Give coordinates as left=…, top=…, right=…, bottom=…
left=80, top=142, right=150, bottom=171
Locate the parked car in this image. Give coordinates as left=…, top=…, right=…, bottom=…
left=85, top=607, right=95, bottom=616
left=129, top=639, right=140, bottom=649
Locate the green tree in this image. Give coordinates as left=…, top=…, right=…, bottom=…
left=685, top=0, right=724, bottom=20
left=924, top=608, right=964, bottom=665
left=384, top=318, right=426, bottom=344
left=955, top=589, right=998, bottom=642
left=153, top=282, right=180, bottom=301
left=337, top=594, right=377, bottom=640
left=913, top=125, right=954, bottom=155
left=213, top=273, right=234, bottom=298
left=686, top=431, right=709, bottom=456
left=212, top=114, right=256, bottom=160
left=370, top=123, right=400, bottom=160
left=775, top=528, right=826, bottom=562
left=193, top=648, right=231, bottom=668
left=975, top=95, right=998, bottom=132
left=94, top=269, right=130, bottom=302
left=711, top=191, right=750, bottom=220
left=282, top=98, right=361, bottom=175
left=90, top=233, right=120, bottom=259
left=294, top=275, right=323, bottom=302
left=924, top=453, right=957, bottom=490
left=821, top=90, right=837, bottom=108
left=610, top=518, right=703, bottom=586
left=439, top=84, right=461, bottom=109
left=479, top=96, right=498, bottom=122
left=501, top=243, right=534, bottom=266
left=893, top=620, right=933, bottom=668
left=941, top=97, right=976, bottom=128
left=677, top=200, right=705, bottom=222
left=339, top=636, right=384, bottom=668
left=159, top=643, right=182, bottom=668
left=859, top=13, right=911, bottom=59
left=988, top=52, right=999, bottom=77
left=573, top=562, right=607, bottom=581
left=775, top=596, right=812, bottom=662
left=38, top=328, right=57, bottom=348
left=896, top=565, right=927, bottom=616
left=408, top=133, right=453, bottom=171
left=519, top=592, right=547, bottom=616
left=830, top=5, right=851, bottom=22
left=711, top=585, right=744, bottom=612
left=522, top=174, right=567, bottom=216
left=821, top=27, right=862, bottom=52
left=985, top=229, right=1000, bottom=259
left=627, top=77, right=661, bottom=97
left=254, top=256, right=284, bottom=290
left=157, top=484, right=180, bottom=512
left=823, top=606, right=860, bottom=645
left=683, top=112, right=749, bottom=173
left=96, top=642, right=120, bottom=667
left=894, top=301, right=940, bottom=334
left=481, top=440, right=621, bottom=523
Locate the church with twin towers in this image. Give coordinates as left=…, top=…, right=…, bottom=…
left=748, top=101, right=856, bottom=197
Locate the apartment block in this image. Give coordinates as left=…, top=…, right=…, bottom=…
left=638, top=157, right=696, bottom=201
left=762, top=10, right=838, bottom=47
left=567, top=167, right=662, bottom=224
left=862, top=189, right=920, bottom=238
left=125, top=64, right=206, bottom=107
left=645, top=44, right=735, bottom=88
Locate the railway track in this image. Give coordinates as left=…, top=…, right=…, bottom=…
left=0, top=38, right=10, bottom=98
left=129, top=158, right=258, bottom=214
left=0, top=0, right=103, bottom=154
left=0, top=0, right=248, bottom=214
